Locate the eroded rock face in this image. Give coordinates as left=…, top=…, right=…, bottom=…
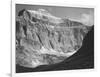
left=16, top=9, right=91, bottom=68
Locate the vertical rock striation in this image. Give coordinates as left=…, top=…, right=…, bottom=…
left=16, top=9, right=92, bottom=68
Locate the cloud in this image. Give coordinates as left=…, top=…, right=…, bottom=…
left=80, top=13, right=94, bottom=26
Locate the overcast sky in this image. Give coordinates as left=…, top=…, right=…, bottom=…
left=16, top=4, right=94, bottom=26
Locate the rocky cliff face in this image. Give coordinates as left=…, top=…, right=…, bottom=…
left=16, top=9, right=91, bottom=68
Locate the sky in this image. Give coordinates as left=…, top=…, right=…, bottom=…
left=16, top=4, right=94, bottom=26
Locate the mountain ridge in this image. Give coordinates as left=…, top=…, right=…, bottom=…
left=16, top=8, right=93, bottom=68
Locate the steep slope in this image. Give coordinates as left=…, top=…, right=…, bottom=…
left=16, top=9, right=92, bottom=68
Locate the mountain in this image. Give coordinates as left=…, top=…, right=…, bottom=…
left=16, top=9, right=92, bottom=69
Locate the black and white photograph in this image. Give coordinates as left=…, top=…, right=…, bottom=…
left=15, top=4, right=94, bottom=73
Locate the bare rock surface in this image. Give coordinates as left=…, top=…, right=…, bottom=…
left=16, top=9, right=91, bottom=68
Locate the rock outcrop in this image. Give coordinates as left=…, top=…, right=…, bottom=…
left=16, top=9, right=91, bottom=68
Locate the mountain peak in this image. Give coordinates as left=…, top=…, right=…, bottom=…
left=37, top=9, right=51, bottom=15
left=27, top=9, right=63, bottom=24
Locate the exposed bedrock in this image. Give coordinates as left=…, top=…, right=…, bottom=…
left=16, top=9, right=92, bottom=68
